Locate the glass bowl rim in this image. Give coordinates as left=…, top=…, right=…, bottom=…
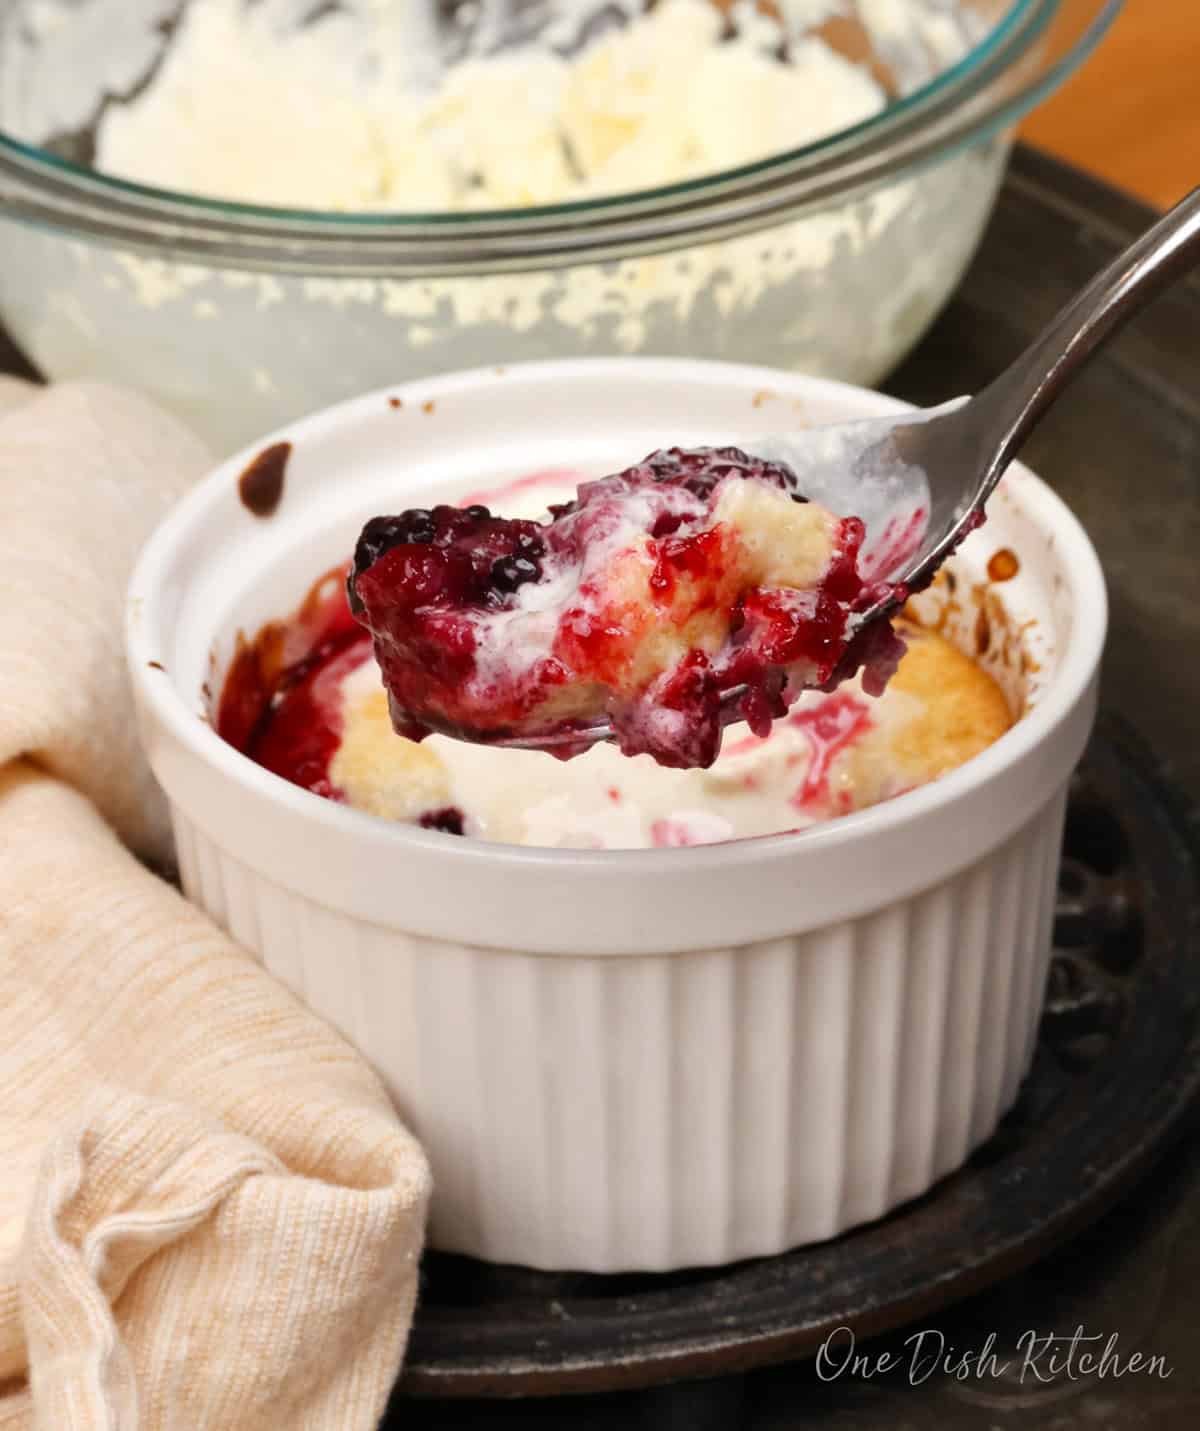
left=0, top=0, right=1048, bottom=226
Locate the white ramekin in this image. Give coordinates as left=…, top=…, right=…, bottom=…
left=127, top=358, right=1106, bottom=1272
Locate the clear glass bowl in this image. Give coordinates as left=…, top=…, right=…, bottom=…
left=0, top=0, right=1122, bottom=452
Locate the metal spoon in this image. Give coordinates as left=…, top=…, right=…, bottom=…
left=485, top=183, right=1200, bottom=752
left=854, top=181, right=1200, bottom=625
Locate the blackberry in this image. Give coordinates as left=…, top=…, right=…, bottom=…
left=490, top=554, right=543, bottom=594
left=354, top=510, right=436, bottom=569
left=419, top=807, right=466, bottom=836
left=638, top=446, right=804, bottom=503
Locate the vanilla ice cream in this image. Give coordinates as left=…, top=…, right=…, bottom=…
left=326, top=626, right=1011, bottom=846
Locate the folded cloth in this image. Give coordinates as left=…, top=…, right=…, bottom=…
left=0, top=378, right=33, bottom=419
left=0, top=383, right=431, bottom=1430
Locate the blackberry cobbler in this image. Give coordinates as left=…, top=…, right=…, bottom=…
left=348, top=447, right=905, bottom=769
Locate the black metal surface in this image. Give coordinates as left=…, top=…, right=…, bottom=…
left=381, top=147, right=1200, bottom=1424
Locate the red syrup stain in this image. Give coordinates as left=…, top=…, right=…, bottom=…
left=648, top=526, right=725, bottom=602
left=720, top=731, right=771, bottom=760
left=859, top=506, right=928, bottom=582
left=216, top=564, right=370, bottom=797
left=249, top=634, right=371, bottom=798
left=459, top=469, right=585, bottom=509
left=788, top=690, right=873, bottom=807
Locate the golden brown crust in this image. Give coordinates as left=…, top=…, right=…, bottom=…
left=883, top=620, right=1012, bottom=782
left=331, top=689, right=451, bottom=819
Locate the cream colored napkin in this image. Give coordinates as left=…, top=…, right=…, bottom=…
left=0, top=382, right=431, bottom=1430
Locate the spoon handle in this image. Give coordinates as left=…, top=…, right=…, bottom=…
left=975, top=184, right=1200, bottom=494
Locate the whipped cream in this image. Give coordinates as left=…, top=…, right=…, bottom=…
left=6, top=0, right=988, bottom=457
left=93, top=0, right=888, bottom=209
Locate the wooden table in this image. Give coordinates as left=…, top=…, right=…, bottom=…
left=1022, top=0, right=1200, bottom=210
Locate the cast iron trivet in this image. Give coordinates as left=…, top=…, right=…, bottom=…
left=398, top=713, right=1200, bottom=1399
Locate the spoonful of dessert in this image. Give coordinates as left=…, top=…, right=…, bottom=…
left=349, top=184, right=1200, bottom=770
